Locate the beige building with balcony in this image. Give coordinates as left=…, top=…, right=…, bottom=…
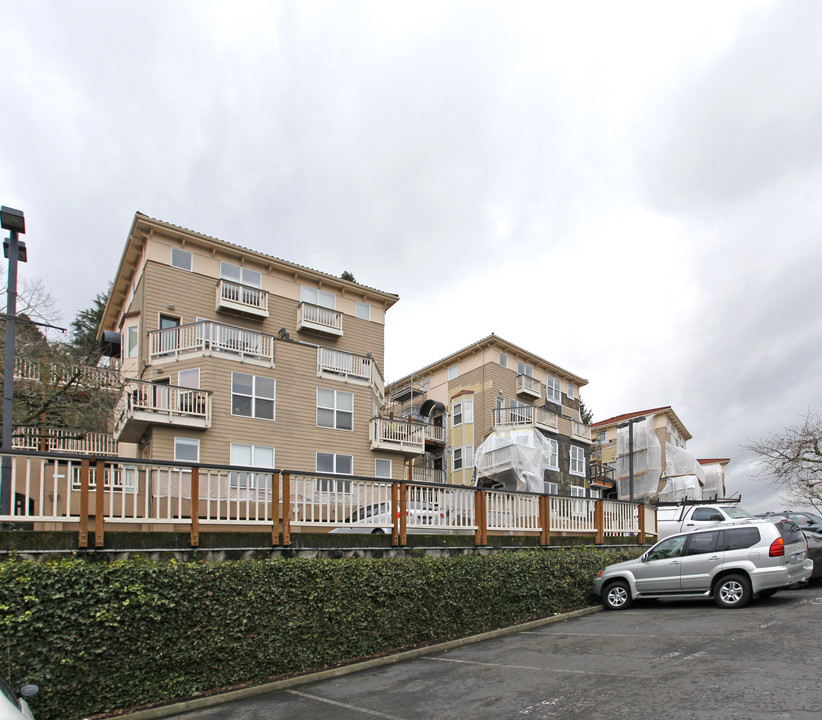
left=98, top=212, right=404, bottom=480
left=384, top=335, right=597, bottom=496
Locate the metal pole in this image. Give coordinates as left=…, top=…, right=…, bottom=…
left=1, top=227, right=19, bottom=516
left=628, top=420, right=634, bottom=502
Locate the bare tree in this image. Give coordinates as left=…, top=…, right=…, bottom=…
left=744, top=409, right=822, bottom=511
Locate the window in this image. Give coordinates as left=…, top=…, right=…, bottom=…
left=317, top=388, right=353, bottom=430
left=587, top=488, right=601, bottom=499
left=126, top=325, right=139, bottom=358
left=448, top=365, right=459, bottom=381
left=174, top=437, right=199, bottom=463
left=171, top=247, right=192, bottom=271
left=570, top=485, right=585, bottom=497
left=301, top=285, right=336, bottom=309
left=316, top=453, right=353, bottom=494
left=692, top=507, right=724, bottom=522
left=375, top=458, right=392, bottom=478
left=452, top=399, right=473, bottom=426
left=230, top=444, right=274, bottom=489
left=570, top=445, right=585, bottom=476
left=221, top=261, right=261, bottom=288
left=499, top=353, right=508, bottom=368
left=159, top=314, right=180, bottom=330
left=546, top=374, right=562, bottom=403
left=356, top=302, right=371, bottom=321
left=231, top=372, right=275, bottom=420
left=567, top=383, right=575, bottom=400
left=517, top=361, right=533, bottom=377
left=453, top=402, right=462, bottom=426
left=685, top=530, right=721, bottom=555
left=178, top=369, right=200, bottom=389
left=545, top=437, right=559, bottom=470
left=646, top=535, right=686, bottom=561
left=453, top=446, right=473, bottom=471
left=545, top=481, right=558, bottom=495
left=724, top=527, right=761, bottom=551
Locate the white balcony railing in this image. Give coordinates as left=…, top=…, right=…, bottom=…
left=12, top=427, right=119, bottom=456
left=14, top=358, right=120, bottom=388
left=369, top=417, right=425, bottom=455
left=411, top=466, right=447, bottom=484
left=216, top=279, right=269, bottom=318
left=317, top=347, right=372, bottom=382
left=422, top=424, right=447, bottom=444
left=115, top=379, right=212, bottom=442
left=493, top=406, right=558, bottom=433
left=572, top=421, right=592, bottom=443
left=297, top=302, right=343, bottom=337
left=516, top=374, right=541, bottom=398
left=148, top=321, right=275, bottom=366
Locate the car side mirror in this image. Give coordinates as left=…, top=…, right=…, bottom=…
left=19, top=685, right=39, bottom=699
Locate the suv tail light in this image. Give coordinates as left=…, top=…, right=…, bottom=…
left=769, top=537, right=785, bottom=557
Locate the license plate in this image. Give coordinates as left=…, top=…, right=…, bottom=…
left=792, top=551, right=805, bottom=563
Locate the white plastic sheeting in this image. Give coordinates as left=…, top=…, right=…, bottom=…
left=473, top=428, right=553, bottom=493
left=700, top=462, right=726, bottom=499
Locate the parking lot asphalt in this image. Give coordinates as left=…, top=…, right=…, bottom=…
left=154, top=585, right=822, bottom=720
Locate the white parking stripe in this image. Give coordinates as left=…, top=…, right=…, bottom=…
left=285, top=690, right=410, bottom=719
left=422, top=657, right=632, bottom=677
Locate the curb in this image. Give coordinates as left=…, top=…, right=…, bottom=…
left=108, top=605, right=602, bottom=720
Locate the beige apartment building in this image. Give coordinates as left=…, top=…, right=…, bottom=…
left=591, top=407, right=728, bottom=501
left=385, top=335, right=601, bottom=496
left=98, top=212, right=407, bottom=481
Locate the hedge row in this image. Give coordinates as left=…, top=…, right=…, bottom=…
left=0, top=548, right=639, bottom=720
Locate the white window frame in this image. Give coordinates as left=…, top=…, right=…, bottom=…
left=546, top=374, right=562, bottom=403
left=356, top=302, right=371, bottom=321
left=545, top=437, right=559, bottom=470
left=171, top=247, right=192, bottom=271
left=174, top=437, right=199, bottom=463
left=545, top=481, right=559, bottom=495
left=316, top=388, right=354, bottom=431
left=178, top=368, right=200, bottom=389
left=570, top=445, right=585, bottom=477
left=230, top=444, right=275, bottom=489
left=126, top=325, right=139, bottom=358
left=231, top=372, right=276, bottom=421
left=221, top=261, right=261, bottom=288
left=453, top=445, right=473, bottom=472
left=518, top=361, right=533, bottom=377
left=448, top=365, right=459, bottom=381
left=587, top=488, right=601, bottom=498
left=301, top=285, right=336, bottom=309
left=499, top=353, right=508, bottom=368
left=464, top=398, right=474, bottom=424
left=453, top=447, right=463, bottom=472
left=567, top=383, right=575, bottom=400
left=375, top=458, right=392, bottom=479
left=570, top=484, right=586, bottom=497
left=316, top=453, right=353, bottom=495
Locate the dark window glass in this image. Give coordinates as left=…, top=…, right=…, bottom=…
left=692, top=508, right=724, bottom=521
left=686, top=530, right=721, bottom=555
left=724, top=527, right=761, bottom=550
left=777, top=520, right=805, bottom=545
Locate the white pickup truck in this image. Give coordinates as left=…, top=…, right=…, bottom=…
left=656, top=503, right=752, bottom=540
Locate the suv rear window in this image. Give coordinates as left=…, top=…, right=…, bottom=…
left=724, top=527, right=760, bottom=550
left=777, top=520, right=805, bottom=545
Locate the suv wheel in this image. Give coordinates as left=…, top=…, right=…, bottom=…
left=714, top=574, right=751, bottom=609
left=603, top=580, right=633, bottom=611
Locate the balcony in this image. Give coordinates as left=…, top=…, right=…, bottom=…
left=115, top=379, right=212, bottom=443
left=572, top=421, right=592, bottom=443
left=516, top=374, right=541, bottom=399
left=297, top=302, right=343, bottom=337
left=317, top=348, right=385, bottom=404
left=493, top=406, right=559, bottom=433
left=369, top=417, right=425, bottom=455
left=422, top=423, right=446, bottom=446
left=14, top=358, right=120, bottom=389
left=12, top=427, right=119, bottom=456
left=148, top=321, right=275, bottom=367
left=215, top=279, right=269, bottom=319
left=411, top=466, right=447, bottom=484
left=588, top=463, right=616, bottom=490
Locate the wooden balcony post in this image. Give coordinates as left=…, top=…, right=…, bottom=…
left=638, top=502, right=646, bottom=544
left=539, top=494, right=551, bottom=546
left=190, top=467, right=200, bottom=548
left=595, top=499, right=604, bottom=545
left=95, top=459, right=106, bottom=548
left=399, top=482, right=408, bottom=546
left=271, top=471, right=281, bottom=546
left=282, top=472, right=291, bottom=546
left=79, top=459, right=89, bottom=548
left=391, top=483, right=400, bottom=547
left=474, top=489, right=487, bottom=547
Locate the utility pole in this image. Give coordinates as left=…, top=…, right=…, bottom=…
left=1, top=206, right=26, bottom=517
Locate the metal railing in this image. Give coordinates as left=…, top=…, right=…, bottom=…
left=148, top=321, right=276, bottom=365
left=216, top=279, right=269, bottom=315
left=0, top=449, right=656, bottom=548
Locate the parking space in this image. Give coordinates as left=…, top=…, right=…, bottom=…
left=166, top=585, right=822, bottom=720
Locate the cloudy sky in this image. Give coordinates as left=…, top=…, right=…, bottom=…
left=2, top=0, right=821, bottom=511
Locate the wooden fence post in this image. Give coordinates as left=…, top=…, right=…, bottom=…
left=638, top=502, right=646, bottom=544
left=595, top=499, right=604, bottom=545
left=399, top=482, right=407, bottom=546
left=391, top=483, right=400, bottom=547
left=539, top=494, right=551, bottom=546
left=282, top=472, right=291, bottom=546
left=272, top=471, right=281, bottom=546
left=190, top=466, right=199, bottom=548
left=474, top=489, right=487, bottom=547
left=79, top=458, right=89, bottom=549
left=95, top=459, right=105, bottom=548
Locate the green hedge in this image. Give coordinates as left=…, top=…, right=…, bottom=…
left=0, top=548, right=639, bottom=720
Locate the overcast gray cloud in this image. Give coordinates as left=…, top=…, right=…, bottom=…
left=2, top=0, right=821, bottom=511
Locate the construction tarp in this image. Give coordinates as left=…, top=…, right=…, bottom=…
left=473, top=428, right=552, bottom=493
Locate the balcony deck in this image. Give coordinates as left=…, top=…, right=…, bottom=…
left=516, top=374, right=541, bottom=399
left=215, top=279, right=269, bottom=319
left=297, top=302, right=343, bottom=337
left=369, top=417, right=425, bottom=455
left=148, top=321, right=275, bottom=367
left=493, top=406, right=559, bottom=433
left=115, top=379, right=212, bottom=443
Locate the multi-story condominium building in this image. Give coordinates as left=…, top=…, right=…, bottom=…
left=98, top=212, right=405, bottom=480
left=590, top=407, right=726, bottom=501
left=384, top=335, right=598, bottom=496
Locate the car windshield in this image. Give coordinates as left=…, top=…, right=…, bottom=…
left=723, top=506, right=752, bottom=519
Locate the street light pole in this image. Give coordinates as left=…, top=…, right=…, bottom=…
left=1, top=206, right=26, bottom=517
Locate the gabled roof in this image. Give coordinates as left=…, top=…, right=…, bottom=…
left=592, top=406, right=692, bottom=441
left=697, top=458, right=731, bottom=466
left=100, top=212, right=399, bottom=334
left=388, top=333, right=588, bottom=387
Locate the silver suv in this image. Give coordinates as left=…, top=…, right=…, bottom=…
left=593, top=518, right=813, bottom=610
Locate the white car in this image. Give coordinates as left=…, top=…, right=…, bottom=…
left=0, top=677, right=38, bottom=720
left=330, top=501, right=446, bottom=534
